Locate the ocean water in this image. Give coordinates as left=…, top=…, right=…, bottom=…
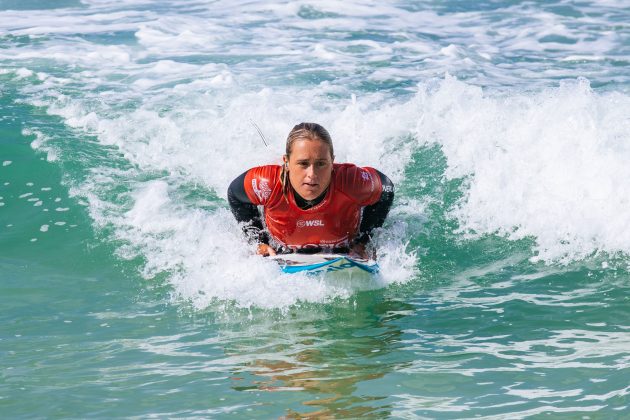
left=1, top=0, right=630, bottom=417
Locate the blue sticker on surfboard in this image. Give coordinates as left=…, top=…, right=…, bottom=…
left=270, top=253, right=379, bottom=275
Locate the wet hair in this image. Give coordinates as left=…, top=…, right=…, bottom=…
left=285, top=122, right=334, bottom=158
left=281, top=122, right=334, bottom=199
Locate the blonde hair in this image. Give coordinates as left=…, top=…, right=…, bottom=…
left=281, top=122, right=334, bottom=199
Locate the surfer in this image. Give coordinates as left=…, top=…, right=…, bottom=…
left=228, top=122, right=394, bottom=258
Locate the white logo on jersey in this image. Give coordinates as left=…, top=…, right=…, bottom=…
left=251, top=179, right=271, bottom=201
left=361, top=170, right=371, bottom=181
left=297, top=219, right=325, bottom=228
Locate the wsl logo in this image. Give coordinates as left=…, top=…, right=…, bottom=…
left=297, top=219, right=325, bottom=228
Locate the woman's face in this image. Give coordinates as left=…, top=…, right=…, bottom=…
left=285, top=139, right=334, bottom=201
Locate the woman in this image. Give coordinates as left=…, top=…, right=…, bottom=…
left=228, top=122, right=394, bottom=258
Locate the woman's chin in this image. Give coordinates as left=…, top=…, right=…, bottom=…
left=298, top=189, right=321, bottom=200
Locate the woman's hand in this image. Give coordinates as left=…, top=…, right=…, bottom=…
left=256, top=243, right=277, bottom=257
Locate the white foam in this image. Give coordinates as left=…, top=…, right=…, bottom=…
left=21, top=64, right=630, bottom=303
left=25, top=129, right=59, bottom=162
left=505, top=387, right=583, bottom=399
left=41, top=74, right=420, bottom=309
left=99, top=180, right=388, bottom=309
left=412, top=75, right=630, bottom=263
left=6, top=0, right=630, bottom=310
left=29, top=70, right=630, bottom=305
left=439, top=44, right=461, bottom=58
left=562, top=55, right=605, bottom=62
left=311, top=44, right=339, bottom=60
left=0, top=0, right=626, bottom=91
left=15, top=68, right=34, bottom=78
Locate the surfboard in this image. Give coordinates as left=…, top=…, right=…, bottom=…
left=270, top=253, right=379, bottom=275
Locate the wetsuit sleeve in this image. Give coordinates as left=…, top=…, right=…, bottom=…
left=355, top=170, right=394, bottom=245
left=227, top=170, right=269, bottom=244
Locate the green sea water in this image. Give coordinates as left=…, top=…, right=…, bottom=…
left=2, top=0, right=630, bottom=418
left=3, top=83, right=630, bottom=418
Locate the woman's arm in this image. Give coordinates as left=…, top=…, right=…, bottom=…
left=227, top=171, right=269, bottom=245
left=354, top=170, right=394, bottom=245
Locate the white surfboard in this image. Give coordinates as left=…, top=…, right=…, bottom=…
left=270, top=253, right=379, bottom=275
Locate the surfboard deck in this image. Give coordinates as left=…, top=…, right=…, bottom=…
left=270, top=253, right=379, bottom=275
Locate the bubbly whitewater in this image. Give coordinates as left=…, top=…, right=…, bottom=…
left=1, top=1, right=629, bottom=418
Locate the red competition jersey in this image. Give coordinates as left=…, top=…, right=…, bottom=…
left=243, top=163, right=383, bottom=250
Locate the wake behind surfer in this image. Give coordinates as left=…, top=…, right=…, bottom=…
left=227, top=122, right=394, bottom=259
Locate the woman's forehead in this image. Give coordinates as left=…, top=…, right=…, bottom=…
left=289, top=139, right=332, bottom=157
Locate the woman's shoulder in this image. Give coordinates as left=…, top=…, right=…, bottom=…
left=333, top=163, right=382, bottom=204
left=243, top=165, right=282, bottom=204
left=333, top=162, right=378, bottom=181
left=246, top=164, right=282, bottom=178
